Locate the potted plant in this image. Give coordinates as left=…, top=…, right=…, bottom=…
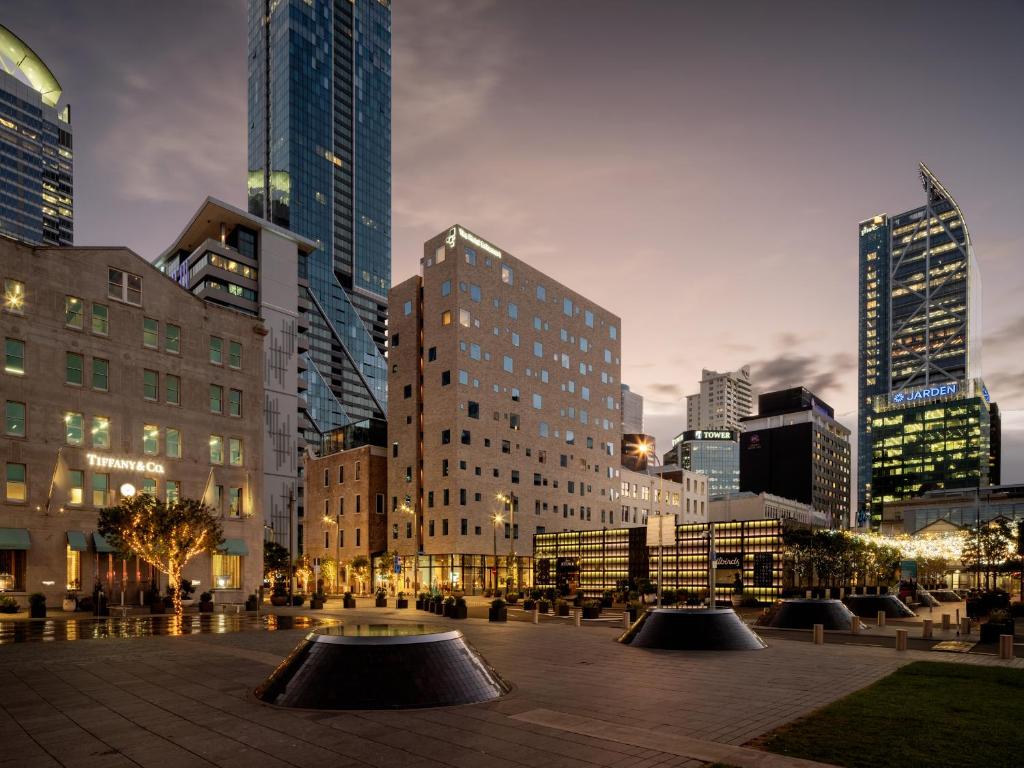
left=0, top=595, right=19, bottom=614
left=28, top=592, right=46, bottom=619
left=396, top=591, right=409, bottom=609
left=198, top=592, right=215, bottom=613
left=601, top=590, right=614, bottom=608
left=572, top=592, right=583, bottom=607
left=523, top=596, right=537, bottom=611
left=433, top=595, right=445, bottom=615
left=443, top=595, right=455, bottom=617
left=506, top=593, right=519, bottom=606
left=489, top=597, right=507, bottom=622
left=453, top=596, right=468, bottom=619
left=483, top=589, right=493, bottom=599
left=177, top=578, right=196, bottom=607
left=310, top=590, right=325, bottom=610
left=538, top=597, right=550, bottom=614
left=245, top=593, right=258, bottom=611
left=291, top=593, right=306, bottom=607
left=416, top=592, right=427, bottom=610
left=270, top=581, right=289, bottom=607
left=62, top=590, right=78, bottom=612
left=375, top=588, right=388, bottom=608
left=981, top=609, right=1016, bottom=643
left=343, top=591, right=356, bottom=609
left=582, top=599, right=601, bottom=620
left=555, top=598, right=570, bottom=617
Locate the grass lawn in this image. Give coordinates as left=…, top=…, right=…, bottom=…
left=757, top=661, right=1024, bottom=768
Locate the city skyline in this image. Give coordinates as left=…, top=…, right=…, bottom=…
left=4, top=0, right=1022, bottom=481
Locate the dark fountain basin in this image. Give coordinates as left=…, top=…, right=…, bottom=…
left=618, top=608, right=767, bottom=651
left=843, top=594, right=917, bottom=618
left=764, top=599, right=865, bottom=630
left=255, top=623, right=510, bottom=709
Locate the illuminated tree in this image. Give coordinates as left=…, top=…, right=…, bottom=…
left=98, top=495, right=223, bottom=617
left=351, top=555, right=370, bottom=593
left=376, top=550, right=395, bottom=592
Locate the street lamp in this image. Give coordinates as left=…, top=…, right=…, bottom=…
left=491, top=513, right=503, bottom=593
left=632, top=440, right=667, bottom=608
left=496, top=492, right=516, bottom=596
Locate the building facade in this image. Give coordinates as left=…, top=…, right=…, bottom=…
left=156, top=198, right=315, bottom=551
left=247, top=0, right=390, bottom=433
left=620, top=384, right=644, bottom=434
left=685, top=366, right=753, bottom=433
left=857, top=164, right=997, bottom=528
left=663, top=428, right=740, bottom=497
left=709, top=491, right=826, bottom=528
left=388, top=225, right=624, bottom=594
left=618, top=465, right=707, bottom=526
left=740, top=388, right=851, bottom=529
left=0, top=24, right=73, bottom=246
left=879, top=484, right=1024, bottom=535
left=1, top=238, right=264, bottom=606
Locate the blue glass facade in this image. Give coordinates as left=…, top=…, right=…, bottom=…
left=248, top=0, right=389, bottom=437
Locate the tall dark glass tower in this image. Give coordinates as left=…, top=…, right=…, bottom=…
left=857, top=164, right=995, bottom=529
left=0, top=24, right=73, bottom=246
left=247, top=0, right=389, bottom=438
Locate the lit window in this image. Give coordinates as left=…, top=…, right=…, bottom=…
left=143, top=425, right=159, bottom=455
left=68, top=470, right=84, bottom=505
left=143, top=318, right=158, bottom=348
left=229, top=438, right=243, bottom=466
left=210, top=435, right=224, bottom=464
left=108, top=268, right=142, bottom=305
left=91, top=303, right=108, bottom=335
left=141, top=477, right=158, bottom=496
left=209, top=336, right=223, bottom=364
left=229, top=341, right=241, bottom=369
left=166, top=480, right=180, bottom=504
left=501, top=265, right=513, bottom=285
left=4, top=401, right=26, bottom=437
left=166, top=374, right=180, bottom=405
left=166, top=428, right=181, bottom=458
left=143, top=369, right=158, bottom=400
left=3, top=279, right=25, bottom=313
left=65, top=352, right=83, bottom=385
left=92, top=474, right=109, bottom=507
left=5, top=462, right=26, bottom=501
left=229, top=388, right=242, bottom=416
left=65, top=296, right=84, bottom=329
left=210, top=384, right=223, bottom=413
left=64, top=412, right=84, bottom=445
left=92, top=417, right=110, bottom=449
left=435, top=245, right=446, bottom=264
left=441, top=310, right=452, bottom=326
left=213, top=552, right=241, bottom=587
left=459, top=309, right=471, bottom=327
left=465, top=248, right=476, bottom=265
left=165, top=324, right=181, bottom=354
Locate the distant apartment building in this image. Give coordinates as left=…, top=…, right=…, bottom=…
left=740, top=387, right=851, bottom=529
left=620, top=384, right=644, bottom=434
left=685, top=366, right=753, bottom=433
left=388, top=226, right=624, bottom=594
left=709, top=491, right=827, bottom=528
left=663, top=428, right=740, bottom=497
left=621, top=465, right=708, bottom=525
left=0, top=24, right=73, bottom=246
left=1, top=237, right=264, bottom=605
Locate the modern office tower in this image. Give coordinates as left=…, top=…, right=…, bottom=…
left=0, top=235, right=265, bottom=607
left=739, top=387, right=851, bottom=529
left=620, top=384, right=644, bottom=434
left=388, top=225, right=625, bottom=594
left=662, top=429, right=740, bottom=497
left=0, top=25, right=73, bottom=246
left=857, top=164, right=997, bottom=528
left=157, top=197, right=316, bottom=550
left=247, top=0, right=390, bottom=435
left=685, top=366, right=753, bottom=433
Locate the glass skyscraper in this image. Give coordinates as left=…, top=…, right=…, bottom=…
left=0, top=25, right=73, bottom=246
left=247, top=0, right=390, bottom=438
left=663, top=430, right=740, bottom=497
left=857, top=164, right=995, bottom=528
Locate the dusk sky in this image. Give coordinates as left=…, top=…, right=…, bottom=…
left=5, top=0, right=1023, bottom=480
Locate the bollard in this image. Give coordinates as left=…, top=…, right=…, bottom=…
left=999, top=635, right=1014, bottom=660
left=532, top=607, right=539, bottom=625
left=941, top=613, right=951, bottom=631
left=622, top=611, right=630, bottom=629
left=574, top=609, right=581, bottom=628
left=850, top=616, right=860, bottom=635
left=895, top=629, right=908, bottom=651
left=805, top=590, right=812, bottom=599
left=960, top=617, right=971, bottom=636
left=955, top=608, right=960, bottom=626
left=813, top=624, right=824, bottom=645
left=877, top=610, right=886, bottom=628
left=922, top=619, right=933, bottom=639
left=839, top=587, right=845, bottom=599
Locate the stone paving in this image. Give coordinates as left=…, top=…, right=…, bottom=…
left=2, top=605, right=1022, bottom=768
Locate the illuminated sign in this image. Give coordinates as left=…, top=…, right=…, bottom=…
left=446, top=226, right=502, bottom=260
left=714, top=556, right=741, bottom=568
left=889, top=382, right=958, bottom=405
left=86, top=453, right=165, bottom=474
left=691, top=430, right=735, bottom=441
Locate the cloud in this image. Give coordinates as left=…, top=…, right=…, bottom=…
left=648, top=383, right=682, bottom=398
left=750, top=350, right=855, bottom=400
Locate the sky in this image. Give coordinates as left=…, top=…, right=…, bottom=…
left=3, top=0, right=1023, bottom=481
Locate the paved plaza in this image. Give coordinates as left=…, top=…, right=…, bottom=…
left=2, top=605, right=1022, bottom=768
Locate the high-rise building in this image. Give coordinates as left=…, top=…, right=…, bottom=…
left=663, top=429, right=740, bottom=497
left=620, top=384, right=644, bottom=434
left=739, top=387, right=851, bottom=529
left=857, top=164, right=997, bottom=528
left=0, top=24, right=73, bottom=246
left=685, top=366, right=753, bottom=433
left=388, top=225, right=626, bottom=594
left=247, top=0, right=390, bottom=435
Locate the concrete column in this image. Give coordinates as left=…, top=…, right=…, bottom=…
left=850, top=616, right=860, bottom=635
left=813, top=624, right=824, bottom=645
left=999, top=635, right=1014, bottom=660
left=922, top=619, right=933, bottom=639
left=622, top=611, right=630, bottom=629
left=895, top=629, right=908, bottom=651
left=574, top=609, right=581, bottom=628
left=532, top=607, right=539, bottom=625
left=941, top=614, right=951, bottom=631
left=877, top=611, right=886, bottom=627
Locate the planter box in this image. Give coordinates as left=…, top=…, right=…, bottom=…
left=600, top=597, right=613, bottom=608
left=343, top=597, right=356, bottom=609
left=270, top=595, right=288, bottom=607
left=452, top=604, right=468, bottom=619
left=556, top=603, right=570, bottom=617
left=291, top=596, right=306, bottom=607
left=488, top=607, right=507, bottom=622
left=980, top=621, right=1015, bottom=643
left=245, top=598, right=258, bottom=611
left=309, top=598, right=324, bottom=610
left=375, top=597, right=387, bottom=608
left=433, top=601, right=444, bottom=615
left=443, top=602, right=454, bottom=617
left=506, top=597, right=519, bottom=606
left=199, top=602, right=214, bottom=613
left=582, top=606, right=601, bottom=620
left=396, top=598, right=409, bottom=609
left=415, top=599, right=424, bottom=610
left=523, top=599, right=536, bottom=611
left=62, top=599, right=77, bottom=612
left=538, top=601, right=550, bottom=614
left=29, top=605, right=46, bottom=619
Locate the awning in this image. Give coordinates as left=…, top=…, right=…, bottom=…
left=67, top=531, right=88, bottom=552
left=217, top=538, right=248, bottom=556
left=92, top=532, right=116, bottom=554
left=0, top=528, right=30, bottom=550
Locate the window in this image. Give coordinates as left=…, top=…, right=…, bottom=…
left=465, top=247, right=477, bottom=265
left=91, top=303, right=108, bottom=335
left=442, top=519, right=449, bottom=535
left=461, top=430, right=471, bottom=445
left=65, top=296, right=84, bottom=329
left=91, top=417, right=110, bottom=449
left=166, top=428, right=180, bottom=458
left=459, top=308, right=471, bottom=327
left=501, top=264, right=513, bottom=285
left=143, top=369, right=158, bottom=400
left=458, top=369, right=468, bottom=385
left=441, top=280, right=451, bottom=296
left=355, top=461, right=361, bottom=481
left=65, top=352, right=83, bottom=385
left=108, top=268, right=142, bottom=305
left=533, top=341, right=543, bottom=358
left=532, top=393, right=542, bottom=409
left=441, top=310, right=452, bottom=326
left=229, top=438, right=243, bottom=466
left=166, top=374, right=180, bottom=405
left=469, top=343, right=481, bottom=360
left=402, top=300, right=413, bottom=317
left=468, top=401, right=480, bottom=419
left=403, top=384, right=412, bottom=399
left=165, top=324, right=181, bottom=354
left=92, top=474, right=109, bottom=507
left=228, top=341, right=242, bottom=369
left=356, top=495, right=362, bottom=514
left=4, top=338, right=24, bottom=375
left=338, top=466, right=345, bottom=484
left=585, top=309, right=594, bottom=328
left=165, top=480, right=181, bottom=503
left=508, top=303, right=518, bottom=320
left=92, top=358, right=109, bottom=391
left=141, top=477, right=158, bottom=496
left=209, top=385, right=223, bottom=413
left=441, top=429, right=451, bottom=445
left=5, top=463, right=26, bottom=501
left=4, top=401, right=26, bottom=437
left=209, top=336, right=223, bottom=364
left=143, top=318, right=158, bottom=348
left=470, top=284, right=481, bottom=302
left=609, top=325, right=617, bottom=340
left=210, top=435, right=224, bottom=464
left=212, top=553, right=241, bottom=589
left=60, top=469, right=84, bottom=506
left=229, top=389, right=242, bottom=417
left=228, top=488, right=242, bottom=518
left=391, top=333, right=400, bottom=348
left=64, top=412, right=84, bottom=445
left=3, top=278, right=25, bottom=313
left=143, top=425, right=159, bottom=455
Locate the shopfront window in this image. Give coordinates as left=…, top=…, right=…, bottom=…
left=66, top=545, right=81, bottom=590
left=212, top=554, right=240, bottom=589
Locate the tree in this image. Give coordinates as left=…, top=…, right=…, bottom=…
left=963, top=519, right=1013, bottom=589
left=376, top=551, right=395, bottom=592
left=263, top=541, right=290, bottom=577
left=98, top=495, right=223, bottom=617
left=351, top=555, right=370, bottom=593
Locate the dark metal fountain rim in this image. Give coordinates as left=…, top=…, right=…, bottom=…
left=306, top=624, right=462, bottom=646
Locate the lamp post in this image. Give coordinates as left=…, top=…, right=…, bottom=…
left=492, top=513, right=503, bottom=592
left=399, top=501, right=420, bottom=596
left=632, top=440, right=666, bottom=608
left=497, top=493, right=516, bottom=596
